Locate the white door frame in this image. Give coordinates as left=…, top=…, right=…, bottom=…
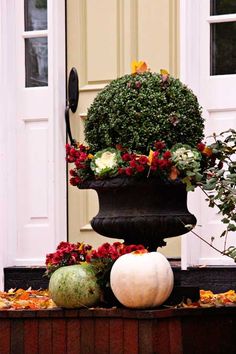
left=180, top=0, right=236, bottom=268
left=0, top=0, right=66, bottom=289
left=180, top=0, right=202, bottom=269
left=0, top=0, right=18, bottom=289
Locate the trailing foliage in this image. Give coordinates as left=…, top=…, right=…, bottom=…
left=197, top=129, right=236, bottom=259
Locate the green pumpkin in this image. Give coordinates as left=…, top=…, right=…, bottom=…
left=49, top=264, right=101, bottom=308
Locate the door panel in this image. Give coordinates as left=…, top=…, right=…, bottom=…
left=67, top=0, right=181, bottom=256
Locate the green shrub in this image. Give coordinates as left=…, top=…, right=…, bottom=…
left=85, top=71, right=204, bottom=154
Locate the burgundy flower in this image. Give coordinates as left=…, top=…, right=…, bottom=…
left=115, top=144, right=123, bottom=151
left=154, top=141, right=166, bottom=150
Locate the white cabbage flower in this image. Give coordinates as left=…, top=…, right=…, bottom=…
left=95, top=151, right=117, bottom=173
left=172, top=147, right=195, bottom=164
left=91, top=148, right=121, bottom=177
left=171, top=144, right=201, bottom=173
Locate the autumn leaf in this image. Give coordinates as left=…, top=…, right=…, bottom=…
left=131, top=61, right=148, bottom=74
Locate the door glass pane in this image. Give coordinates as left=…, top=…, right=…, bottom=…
left=24, top=0, right=47, bottom=31
left=25, top=37, right=48, bottom=87
left=210, top=0, right=236, bottom=15
left=210, top=22, right=236, bottom=75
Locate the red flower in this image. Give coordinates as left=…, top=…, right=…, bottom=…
left=67, top=156, right=76, bottom=163
left=138, top=155, right=148, bottom=165
left=125, top=167, right=134, bottom=176
left=76, top=152, right=88, bottom=161
left=69, top=169, right=77, bottom=176
left=69, top=148, right=77, bottom=156
left=70, top=177, right=81, bottom=186
left=163, top=150, right=171, bottom=159
left=118, top=167, right=125, bottom=175
left=129, top=160, right=137, bottom=168
left=159, top=159, right=169, bottom=169
left=197, top=142, right=206, bottom=151
left=122, top=153, right=132, bottom=161
left=136, top=164, right=145, bottom=172
left=57, top=241, right=73, bottom=250
left=78, top=144, right=87, bottom=152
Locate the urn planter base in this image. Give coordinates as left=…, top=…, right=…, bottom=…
left=79, top=176, right=196, bottom=250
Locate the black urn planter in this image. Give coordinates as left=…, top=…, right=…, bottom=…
left=79, top=176, right=196, bottom=250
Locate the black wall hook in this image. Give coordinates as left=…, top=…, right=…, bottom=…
left=65, top=68, right=79, bottom=146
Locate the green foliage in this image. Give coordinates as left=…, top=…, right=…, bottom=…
left=224, top=246, right=236, bottom=262
left=85, top=71, right=204, bottom=154
left=199, top=129, right=236, bottom=260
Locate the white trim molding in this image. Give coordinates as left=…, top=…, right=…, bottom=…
left=0, top=0, right=18, bottom=289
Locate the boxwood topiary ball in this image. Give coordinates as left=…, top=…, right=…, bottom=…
left=85, top=71, right=204, bottom=154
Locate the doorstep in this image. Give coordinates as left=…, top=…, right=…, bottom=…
left=4, top=261, right=236, bottom=293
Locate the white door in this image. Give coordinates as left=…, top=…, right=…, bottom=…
left=14, top=0, right=67, bottom=266
left=0, top=0, right=66, bottom=288
left=181, top=0, right=236, bottom=267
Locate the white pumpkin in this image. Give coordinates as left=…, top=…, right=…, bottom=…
left=110, top=251, right=174, bottom=309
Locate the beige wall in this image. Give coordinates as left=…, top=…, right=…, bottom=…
left=66, top=0, right=180, bottom=257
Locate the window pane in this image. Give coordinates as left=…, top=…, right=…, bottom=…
left=210, top=22, right=236, bottom=75
left=210, top=0, right=236, bottom=15
left=25, top=37, right=48, bottom=87
left=24, top=0, right=47, bottom=31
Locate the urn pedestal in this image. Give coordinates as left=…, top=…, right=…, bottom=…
left=79, top=176, right=196, bottom=250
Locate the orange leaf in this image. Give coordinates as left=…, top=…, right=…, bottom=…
left=131, top=61, right=148, bottom=74
left=18, top=292, right=30, bottom=300
left=203, top=146, right=213, bottom=157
